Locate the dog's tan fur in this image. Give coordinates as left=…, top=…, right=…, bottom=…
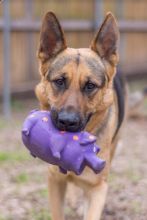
left=36, top=11, right=123, bottom=220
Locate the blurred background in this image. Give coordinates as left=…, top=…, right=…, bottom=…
left=0, top=1, right=147, bottom=220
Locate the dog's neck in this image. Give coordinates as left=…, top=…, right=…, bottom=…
left=85, top=107, right=111, bottom=135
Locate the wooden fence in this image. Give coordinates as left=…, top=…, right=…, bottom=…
left=0, top=0, right=147, bottom=116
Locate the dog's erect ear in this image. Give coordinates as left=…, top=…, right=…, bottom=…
left=90, top=13, right=119, bottom=66
left=38, top=12, right=67, bottom=63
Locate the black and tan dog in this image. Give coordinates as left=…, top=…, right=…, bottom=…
left=36, top=11, right=125, bottom=220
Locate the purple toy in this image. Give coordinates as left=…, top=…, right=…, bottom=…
left=22, top=110, right=105, bottom=175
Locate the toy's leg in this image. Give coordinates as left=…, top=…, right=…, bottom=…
left=50, top=147, right=61, bottom=159
left=59, top=166, right=67, bottom=174
left=49, top=139, right=65, bottom=159
left=48, top=170, right=67, bottom=220
left=22, top=118, right=36, bottom=135
left=84, top=181, right=108, bottom=220
left=85, top=153, right=105, bottom=173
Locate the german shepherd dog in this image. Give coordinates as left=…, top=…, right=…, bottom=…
left=36, top=11, right=125, bottom=220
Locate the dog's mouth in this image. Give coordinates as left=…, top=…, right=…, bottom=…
left=85, top=112, right=93, bottom=125
left=50, top=108, right=92, bottom=132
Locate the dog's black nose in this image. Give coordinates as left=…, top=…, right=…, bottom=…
left=57, top=111, right=81, bottom=132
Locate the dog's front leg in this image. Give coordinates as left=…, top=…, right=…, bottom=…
left=48, top=170, right=67, bottom=220
left=84, top=181, right=108, bottom=220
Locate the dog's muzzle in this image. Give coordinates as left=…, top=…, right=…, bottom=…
left=51, top=108, right=87, bottom=132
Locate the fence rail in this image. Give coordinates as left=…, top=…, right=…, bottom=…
left=1, top=0, right=147, bottom=118
left=0, top=19, right=147, bottom=32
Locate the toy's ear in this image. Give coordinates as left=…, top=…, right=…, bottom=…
left=80, top=132, right=96, bottom=146
left=38, top=12, right=67, bottom=63
left=90, top=12, right=119, bottom=67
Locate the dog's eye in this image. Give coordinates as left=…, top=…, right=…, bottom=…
left=84, top=82, right=97, bottom=93
left=53, top=77, right=66, bottom=88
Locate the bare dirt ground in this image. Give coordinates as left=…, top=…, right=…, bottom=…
left=0, top=94, right=147, bottom=220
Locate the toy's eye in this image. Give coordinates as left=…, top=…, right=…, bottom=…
left=83, top=81, right=97, bottom=93
left=53, top=77, right=66, bottom=88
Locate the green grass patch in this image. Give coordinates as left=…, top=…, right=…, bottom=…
left=0, top=216, right=5, bottom=220
left=14, top=172, right=29, bottom=184
left=0, top=215, right=12, bottom=220
left=0, top=150, right=30, bottom=163
left=31, top=174, right=44, bottom=183
left=39, top=188, right=48, bottom=198
left=31, top=209, right=51, bottom=220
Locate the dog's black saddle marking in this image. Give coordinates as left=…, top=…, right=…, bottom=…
left=113, top=70, right=125, bottom=140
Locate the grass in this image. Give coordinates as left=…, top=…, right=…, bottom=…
left=14, top=172, right=29, bottom=184
left=31, top=209, right=51, bottom=220
left=0, top=215, right=12, bottom=220
left=39, top=188, right=48, bottom=198
left=0, top=216, right=5, bottom=220
left=0, top=150, right=30, bottom=163
left=31, top=173, right=45, bottom=183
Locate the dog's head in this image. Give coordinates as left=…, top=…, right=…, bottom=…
left=36, top=12, right=119, bottom=132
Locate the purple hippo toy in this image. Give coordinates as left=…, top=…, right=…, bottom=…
left=22, top=110, right=105, bottom=175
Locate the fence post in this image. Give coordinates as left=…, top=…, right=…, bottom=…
left=3, top=0, right=11, bottom=118
left=94, top=0, right=104, bottom=30
left=116, top=0, right=126, bottom=68
left=25, top=0, right=34, bottom=81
